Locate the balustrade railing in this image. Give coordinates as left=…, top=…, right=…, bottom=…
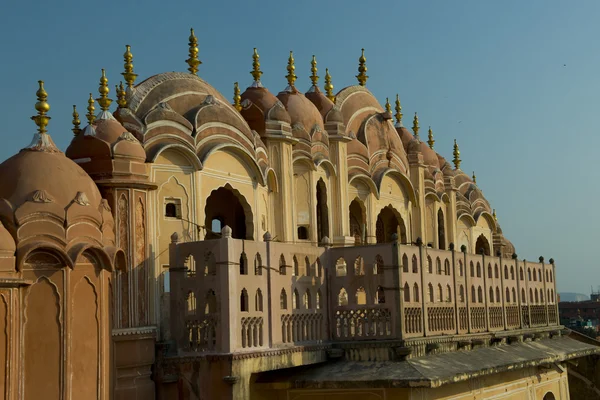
left=281, top=313, right=324, bottom=343
left=334, top=307, right=392, bottom=340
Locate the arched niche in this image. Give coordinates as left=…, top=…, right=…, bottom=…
left=204, top=184, right=254, bottom=240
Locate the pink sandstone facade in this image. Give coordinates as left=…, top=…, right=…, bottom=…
left=0, top=30, right=598, bottom=400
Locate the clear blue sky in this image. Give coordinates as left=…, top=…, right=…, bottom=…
left=1, top=0, right=598, bottom=294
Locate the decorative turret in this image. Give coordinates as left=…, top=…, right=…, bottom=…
left=72, top=105, right=81, bottom=136
left=324, top=68, right=334, bottom=102
left=412, top=112, right=420, bottom=139
left=25, top=80, right=59, bottom=152
left=96, top=69, right=114, bottom=121
left=233, top=82, right=242, bottom=111
left=385, top=98, right=392, bottom=114
left=453, top=139, right=461, bottom=169
left=310, top=55, right=319, bottom=88
left=122, top=44, right=137, bottom=90
left=356, top=48, right=368, bottom=86
left=427, top=126, right=435, bottom=149
left=394, top=94, right=403, bottom=127
left=285, top=51, right=297, bottom=90
left=86, top=93, right=96, bottom=125
left=116, top=81, right=127, bottom=109
left=186, top=28, right=201, bottom=75
left=250, top=48, right=263, bottom=87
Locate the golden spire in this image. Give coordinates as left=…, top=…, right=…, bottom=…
left=86, top=93, right=96, bottom=125
left=250, top=48, right=263, bottom=84
left=394, top=94, right=403, bottom=126
left=385, top=97, right=392, bottom=114
left=453, top=139, right=461, bottom=169
left=122, top=44, right=137, bottom=89
left=233, top=82, right=242, bottom=112
left=310, top=55, right=319, bottom=87
left=493, top=209, right=497, bottom=221
left=186, top=28, right=201, bottom=75
left=427, top=126, right=435, bottom=149
left=116, top=81, right=127, bottom=109
left=412, top=112, right=420, bottom=138
left=356, top=48, right=368, bottom=86
left=31, top=81, right=51, bottom=135
left=96, top=69, right=112, bottom=111
left=324, top=68, right=335, bottom=102
left=472, top=171, right=477, bottom=184
left=72, top=105, right=81, bottom=136
left=285, top=51, right=297, bottom=88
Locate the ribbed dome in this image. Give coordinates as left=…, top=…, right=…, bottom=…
left=240, top=86, right=291, bottom=134
left=305, top=87, right=334, bottom=120
left=0, top=138, right=102, bottom=217
left=277, top=88, right=324, bottom=138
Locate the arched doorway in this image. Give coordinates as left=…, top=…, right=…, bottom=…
left=349, top=199, right=366, bottom=245
left=204, top=185, right=253, bottom=240
left=475, top=234, right=490, bottom=256
left=543, top=393, right=556, bottom=400
left=375, top=206, right=407, bottom=244
left=437, top=209, right=446, bottom=250
left=316, top=179, right=329, bottom=242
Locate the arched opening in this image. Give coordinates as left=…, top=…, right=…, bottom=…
left=354, top=256, right=365, bottom=275
left=293, top=256, right=299, bottom=276
left=446, top=285, right=452, bottom=302
left=375, top=206, right=407, bottom=243
left=316, top=290, right=322, bottom=309
left=512, top=288, right=516, bottom=303
left=187, top=291, right=196, bottom=315
left=293, top=289, right=300, bottom=309
left=543, top=393, right=556, bottom=400
left=403, top=283, right=410, bottom=302
left=338, top=288, right=348, bottom=306
left=239, top=252, right=248, bottom=275
left=280, top=289, right=288, bottom=309
left=205, top=290, right=216, bottom=314
left=475, top=234, right=490, bottom=256
left=279, top=255, right=286, bottom=275
left=477, top=286, right=483, bottom=303
left=496, top=286, right=501, bottom=302
left=428, top=284, right=434, bottom=302
left=254, top=253, right=262, bottom=275
left=437, top=284, right=443, bottom=302
left=377, top=286, right=386, bottom=304
left=303, top=289, right=312, bottom=309
left=428, top=256, right=433, bottom=274
left=240, top=289, right=248, bottom=312
left=437, top=208, right=446, bottom=250
left=489, top=287, right=494, bottom=303
left=459, top=285, right=465, bottom=302
left=402, top=254, right=409, bottom=273
left=349, top=198, right=367, bottom=245
left=316, top=178, right=330, bottom=242
left=356, top=287, right=367, bottom=305
left=471, top=286, right=476, bottom=303
left=204, top=185, right=253, bottom=240
left=413, top=283, right=420, bottom=302
left=306, top=256, right=313, bottom=276
left=335, top=257, right=347, bottom=277
left=444, top=259, right=450, bottom=275
left=375, top=255, right=384, bottom=274
left=412, top=255, right=418, bottom=273
left=255, top=289, right=263, bottom=312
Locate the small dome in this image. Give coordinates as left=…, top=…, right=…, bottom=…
left=67, top=117, right=146, bottom=162
left=397, top=127, right=414, bottom=151
left=241, top=86, right=291, bottom=134
left=0, top=143, right=102, bottom=219
left=418, top=141, right=440, bottom=168
left=277, top=89, right=325, bottom=136
left=408, top=138, right=421, bottom=154
left=305, top=88, right=334, bottom=120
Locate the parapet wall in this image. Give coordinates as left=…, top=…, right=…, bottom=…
left=167, top=231, right=559, bottom=354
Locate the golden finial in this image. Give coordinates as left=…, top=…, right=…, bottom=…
left=310, top=55, right=319, bottom=87
left=186, top=28, right=201, bottom=75
left=493, top=209, right=497, bottom=221
left=233, top=82, right=242, bottom=112
left=412, top=112, right=420, bottom=138
left=472, top=171, right=477, bottom=184
left=356, top=48, right=368, bottom=86
left=72, top=105, right=81, bottom=136
left=394, top=94, right=403, bottom=126
left=285, top=51, right=297, bottom=88
left=122, top=45, right=137, bottom=88
left=116, top=81, right=127, bottom=109
left=453, top=139, right=461, bottom=169
left=96, top=69, right=112, bottom=111
left=31, top=81, right=51, bottom=134
left=385, top=98, right=392, bottom=114
left=86, top=93, right=96, bottom=125
left=324, top=68, right=335, bottom=102
left=427, top=126, right=435, bottom=149
left=251, top=48, right=263, bottom=84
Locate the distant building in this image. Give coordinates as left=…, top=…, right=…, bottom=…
left=559, top=292, right=590, bottom=302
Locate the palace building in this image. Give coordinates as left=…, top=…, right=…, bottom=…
left=0, top=29, right=598, bottom=400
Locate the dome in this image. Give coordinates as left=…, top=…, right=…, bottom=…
left=0, top=136, right=103, bottom=222
left=304, top=87, right=335, bottom=120
left=67, top=117, right=146, bottom=162
left=397, top=126, right=414, bottom=151
left=241, top=86, right=291, bottom=134
left=418, top=141, right=440, bottom=168
left=278, top=89, right=324, bottom=133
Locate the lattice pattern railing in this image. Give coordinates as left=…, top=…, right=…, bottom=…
left=459, top=307, right=468, bottom=331
left=186, top=314, right=218, bottom=351
left=470, top=307, right=486, bottom=330
left=404, top=307, right=422, bottom=334
left=530, top=305, right=547, bottom=326
left=506, top=305, right=520, bottom=328
left=427, top=306, right=455, bottom=332
left=335, top=308, right=392, bottom=339
left=548, top=307, right=558, bottom=325
left=489, top=306, right=504, bottom=329
left=521, top=306, right=530, bottom=327
left=281, top=313, right=324, bottom=343
left=241, top=316, right=264, bottom=348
